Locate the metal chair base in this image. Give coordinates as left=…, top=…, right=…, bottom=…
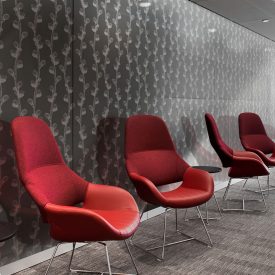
left=222, top=177, right=268, bottom=213
left=184, top=194, right=222, bottom=224
left=69, top=270, right=135, bottom=275
left=244, top=175, right=275, bottom=196
left=130, top=207, right=213, bottom=261
left=45, top=240, right=139, bottom=275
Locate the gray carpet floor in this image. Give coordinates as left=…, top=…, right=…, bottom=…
left=15, top=178, right=275, bottom=275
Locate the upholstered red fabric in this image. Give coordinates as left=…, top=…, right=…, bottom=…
left=205, top=113, right=269, bottom=178
left=228, top=151, right=269, bottom=178
left=11, top=116, right=64, bottom=175
left=239, top=112, right=275, bottom=166
left=46, top=184, right=139, bottom=242
left=125, top=115, right=189, bottom=186
left=25, top=164, right=88, bottom=209
left=126, top=150, right=187, bottom=187
left=205, top=113, right=233, bottom=167
left=12, top=117, right=88, bottom=215
left=11, top=116, right=139, bottom=242
left=125, top=115, right=176, bottom=154
left=129, top=168, right=213, bottom=208
left=125, top=115, right=214, bottom=208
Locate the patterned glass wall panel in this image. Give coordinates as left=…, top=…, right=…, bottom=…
left=0, top=0, right=72, bottom=265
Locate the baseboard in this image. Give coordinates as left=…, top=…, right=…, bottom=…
left=0, top=242, right=87, bottom=275
left=0, top=179, right=242, bottom=275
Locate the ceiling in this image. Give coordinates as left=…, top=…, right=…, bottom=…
left=190, top=0, right=275, bottom=42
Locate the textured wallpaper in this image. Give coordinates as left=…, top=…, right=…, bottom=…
left=0, top=0, right=275, bottom=266
left=0, top=0, right=73, bottom=264
left=73, top=0, right=275, bottom=192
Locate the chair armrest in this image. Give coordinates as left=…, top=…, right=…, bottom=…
left=182, top=167, right=214, bottom=193
left=229, top=153, right=269, bottom=178
left=44, top=203, right=118, bottom=241
left=45, top=203, right=113, bottom=229
left=83, top=183, right=139, bottom=212
left=129, top=172, right=165, bottom=205
left=243, top=147, right=274, bottom=166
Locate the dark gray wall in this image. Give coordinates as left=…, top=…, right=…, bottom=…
left=0, top=0, right=73, bottom=264
left=73, top=0, right=275, bottom=195
left=0, top=0, right=275, bottom=266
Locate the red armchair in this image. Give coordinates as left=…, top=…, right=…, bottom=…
left=11, top=116, right=140, bottom=275
left=239, top=112, right=275, bottom=194
left=125, top=115, right=214, bottom=260
left=205, top=113, right=269, bottom=212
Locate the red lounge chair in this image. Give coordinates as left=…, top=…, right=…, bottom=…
left=125, top=114, right=214, bottom=260
left=11, top=116, right=140, bottom=275
left=205, top=113, right=269, bottom=212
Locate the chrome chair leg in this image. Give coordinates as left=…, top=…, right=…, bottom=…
left=257, top=178, right=268, bottom=212
left=242, top=179, right=248, bottom=190
left=161, top=209, right=168, bottom=259
left=45, top=243, right=61, bottom=275
left=245, top=175, right=275, bottom=195
left=205, top=202, right=209, bottom=224
left=196, top=207, right=213, bottom=247
left=183, top=208, right=188, bottom=221
left=68, top=242, right=76, bottom=272
left=213, top=194, right=222, bottom=218
left=223, top=177, right=267, bottom=212
left=124, top=240, right=139, bottom=275
left=175, top=209, right=178, bottom=231
left=222, top=178, right=232, bottom=202
left=185, top=194, right=222, bottom=223
left=67, top=241, right=138, bottom=275
left=105, top=244, right=112, bottom=275
left=130, top=203, right=147, bottom=243
left=268, top=175, right=270, bottom=196
left=131, top=207, right=212, bottom=261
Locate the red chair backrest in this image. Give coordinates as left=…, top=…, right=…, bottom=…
left=239, top=112, right=274, bottom=154
left=205, top=113, right=233, bottom=168
left=125, top=115, right=189, bottom=186
left=11, top=117, right=88, bottom=212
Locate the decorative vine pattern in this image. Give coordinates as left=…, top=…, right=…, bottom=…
left=9, top=0, right=28, bottom=116
left=0, top=0, right=274, bottom=266
left=0, top=0, right=72, bottom=265
left=74, top=0, right=275, bottom=192
left=45, top=0, right=62, bottom=137
left=59, top=0, right=73, bottom=165
left=88, top=0, right=101, bottom=179
left=75, top=0, right=89, bottom=177
left=28, top=0, right=44, bottom=117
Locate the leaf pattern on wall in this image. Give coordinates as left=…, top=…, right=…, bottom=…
left=73, top=0, right=275, bottom=195
left=0, top=0, right=72, bottom=265
left=0, top=0, right=274, bottom=266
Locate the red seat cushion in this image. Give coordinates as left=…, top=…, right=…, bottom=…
left=161, top=186, right=213, bottom=208
left=46, top=184, right=140, bottom=242
left=92, top=209, right=139, bottom=238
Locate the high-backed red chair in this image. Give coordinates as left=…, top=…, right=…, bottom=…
left=11, top=116, right=140, bottom=275
left=239, top=112, right=275, bottom=193
left=205, top=113, right=269, bottom=212
left=125, top=115, right=214, bottom=260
